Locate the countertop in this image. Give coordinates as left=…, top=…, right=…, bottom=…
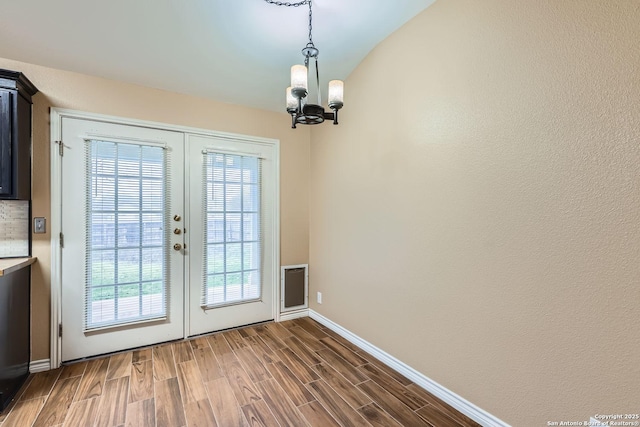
left=0, top=257, right=36, bottom=277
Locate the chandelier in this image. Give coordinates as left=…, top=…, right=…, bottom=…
left=265, top=0, right=344, bottom=129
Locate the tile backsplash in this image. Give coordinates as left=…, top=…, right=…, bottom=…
left=0, top=200, right=29, bottom=257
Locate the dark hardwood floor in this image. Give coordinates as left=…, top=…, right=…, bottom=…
left=0, top=317, right=481, bottom=427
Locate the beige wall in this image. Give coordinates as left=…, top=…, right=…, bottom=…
left=0, top=57, right=310, bottom=362
left=309, top=0, right=640, bottom=425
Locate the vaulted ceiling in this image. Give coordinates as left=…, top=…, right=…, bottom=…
left=0, top=0, right=435, bottom=112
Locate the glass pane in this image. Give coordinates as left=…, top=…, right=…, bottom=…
left=202, top=152, right=261, bottom=306
left=85, top=140, right=167, bottom=329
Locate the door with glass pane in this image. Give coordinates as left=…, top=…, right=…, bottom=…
left=60, top=118, right=185, bottom=361
left=187, top=134, right=276, bottom=336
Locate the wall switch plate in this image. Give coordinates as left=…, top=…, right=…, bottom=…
left=317, top=292, right=322, bottom=304
left=34, top=217, right=46, bottom=234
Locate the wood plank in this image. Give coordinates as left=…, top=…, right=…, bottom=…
left=176, top=360, right=208, bottom=404
left=184, top=399, right=218, bottom=427
left=59, top=361, right=87, bottom=380
left=33, top=376, right=81, bottom=427
left=255, top=378, right=308, bottom=427
left=206, top=377, right=248, bottom=427
left=298, top=400, right=342, bottom=427
left=20, top=368, right=61, bottom=400
left=316, top=348, right=368, bottom=385
left=124, top=398, right=155, bottom=427
left=152, top=344, right=177, bottom=381
left=289, top=327, right=327, bottom=352
left=132, top=348, right=152, bottom=363
left=173, top=341, right=194, bottom=364
left=63, top=397, right=100, bottom=427
left=106, top=352, right=132, bottom=380
left=190, top=337, right=224, bottom=382
left=129, top=361, right=154, bottom=403
left=94, top=376, right=129, bottom=427
left=155, top=378, right=186, bottom=427
left=244, top=336, right=280, bottom=364
left=313, top=363, right=371, bottom=409
left=241, top=399, right=280, bottom=427
left=294, top=318, right=328, bottom=339
left=417, top=404, right=464, bottom=427
left=405, top=384, right=481, bottom=427
left=238, top=326, right=258, bottom=338
left=276, top=348, right=320, bottom=384
left=357, top=380, right=430, bottom=426
left=264, top=322, right=293, bottom=342
left=217, top=354, right=261, bottom=406
left=277, top=319, right=298, bottom=330
left=74, top=358, right=110, bottom=401
left=356, top=350, right=413, bottom=386
left=322, top=328, right=363, bottom=354
left=283, top=335, right=322, bottom=366
left=1, top=397, right=46, bottom=427
left=208, top=333, right=234, bottom=356
left=321, top=336, right=368, bottom=367
left=266, top=361, right=315, bottom=406
left=234, top=347, right=271, bottom=383
left=358, top=402, right=403, bottom=427
left=224, top=329, right=249, bottom=351
left=253, top=325, right=287, bottom=351
left=358, top=363, right=427, bottom=410
left=306, top=380, right=370, bottom=427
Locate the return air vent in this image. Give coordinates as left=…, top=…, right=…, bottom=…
left=281, top=264, right=308, bottom=313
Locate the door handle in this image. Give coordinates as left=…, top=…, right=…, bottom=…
left=173, top=243, right=182, bottom=251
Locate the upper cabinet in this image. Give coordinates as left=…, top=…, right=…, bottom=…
left=0, top=69, right=38, bottom=200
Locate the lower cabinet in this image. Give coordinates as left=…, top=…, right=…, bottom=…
left=0, top=266, right=30, bottom=411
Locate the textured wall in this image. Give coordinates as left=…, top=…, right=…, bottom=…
left=0, top=56, right=310, bottom=362
left=309, top=0, right=640, bottom=424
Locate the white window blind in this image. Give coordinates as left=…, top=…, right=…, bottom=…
left=84, top=140, right=169, bottom=330
left=201, top=152, right=262, bottom=308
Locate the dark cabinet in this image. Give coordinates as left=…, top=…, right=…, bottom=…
left=0, top=70, right=38, bottom=200
left=0, top=266, right=31, bottom=410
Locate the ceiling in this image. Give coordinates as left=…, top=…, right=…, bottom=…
left=0, top=0, right=435, bottom=112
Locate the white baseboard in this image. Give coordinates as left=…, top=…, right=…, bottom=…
left=308, top=310, right=510, bottom=427
left=278, top=308, right=309, bottom=321
left=30, top=359, right=51, bottom=373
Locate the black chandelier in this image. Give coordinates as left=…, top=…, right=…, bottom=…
left=265, top=0, right=344, bottom=129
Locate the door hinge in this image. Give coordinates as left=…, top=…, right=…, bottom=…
left=58, top=324, right=62, bottom=338
left=59, top=232, right=64, bottom=248
left=55, top=140, right=64, bottom=156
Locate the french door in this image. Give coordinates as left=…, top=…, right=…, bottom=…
left=59, top=115, right=277, bottom=362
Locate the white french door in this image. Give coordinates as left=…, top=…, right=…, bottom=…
left=186, top=134, right=276, bottom=336
left=58, top=114, right=278, bottom=362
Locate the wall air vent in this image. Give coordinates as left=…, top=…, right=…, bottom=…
left=281, top=264, right=308, bottom=313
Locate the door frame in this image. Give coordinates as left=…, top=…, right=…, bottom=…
left=50, top=108, right=281, bottom=368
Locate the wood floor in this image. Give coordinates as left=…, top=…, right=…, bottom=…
left=0, top=317, right=480, bottom=427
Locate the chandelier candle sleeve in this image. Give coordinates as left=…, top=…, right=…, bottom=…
left=291, top=65, right=308, bottom=96
left=328, top=80, right=344, bottom=109
left=286, top=87, right=298, bottom=112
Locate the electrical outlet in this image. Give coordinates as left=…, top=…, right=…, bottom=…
left=317, top=292, right=322, bottom=304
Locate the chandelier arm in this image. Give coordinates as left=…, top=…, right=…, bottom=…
left=315, top=57, right=321, bottom=105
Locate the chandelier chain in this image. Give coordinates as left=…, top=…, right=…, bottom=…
left=263, top=0, right=313, bottom=46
